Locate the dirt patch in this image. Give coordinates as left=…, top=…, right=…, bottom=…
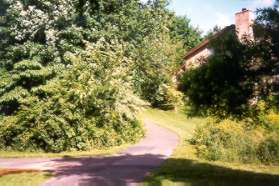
left=0, top=169, right=40, bottom=177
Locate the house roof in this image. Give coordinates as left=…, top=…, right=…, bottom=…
left=183, top=25, right=235, bottom=61
left=174, top=25, right=235, bottom=76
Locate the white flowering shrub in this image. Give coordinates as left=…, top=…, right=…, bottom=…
left=0, top=41, right=144, bottom=152
left=0, top=0, right=200, bottom=152
left=8, top=0, right=75, bottom=42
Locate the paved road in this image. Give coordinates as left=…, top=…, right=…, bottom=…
left=0, top=119, right=179, bottom=186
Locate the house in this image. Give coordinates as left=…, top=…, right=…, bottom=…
left=176, top=8, right=254, bottom=78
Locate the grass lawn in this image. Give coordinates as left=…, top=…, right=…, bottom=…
left=0, top=144, right=131, bottom=158
left=141, top=108, right=279, bottom=186
left=0, top=169, right=51, bottom=186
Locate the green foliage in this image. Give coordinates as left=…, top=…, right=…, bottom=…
left=132, top=35, right=182, bottom=109
left=183, top=2, right=279, bottom=166
left=169, top=16, right=202, bottom=50
left=180, top=31, right=254, bottom=118
left=254, top=1, right=279, bottom=107
left=180, top=1, right=279, bottom=118
left=152, top=85, right=181, bottom=110
left=191, top=119, right=257, bottom=162
left=204, top=25, right=222, bottom=39
left=0, top=0, right=201, bottom=152
left=191, top=117, right=279, bottom=164
left=257, top=133, right=279, bottom=164
left=0, top=41, right=144, bottom=152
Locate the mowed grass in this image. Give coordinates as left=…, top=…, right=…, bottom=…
left=141, top=108, right=279, bottom=186
left=0, top=144, right=130, bottom=158
left=0, top=169, right=51, bottom=186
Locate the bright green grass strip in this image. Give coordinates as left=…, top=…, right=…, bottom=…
left=0, top=144, right=130, bottom=158
left=141, top=107, right=205, bottom=139
left=141, top=108, right=279, bottom=186
left=0, top=172, right=51, bottom=186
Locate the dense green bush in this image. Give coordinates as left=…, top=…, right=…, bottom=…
left=0, top=0, right=200, bottom=113
left=191, top=116, right=279, bottom=164
left=0, top=41, right=145, bottom=152
left=169, top=15, right=202, bottom=50
left=256, top=109, right=279, bottom=164
left=132, top=35, right=183, bottom=109
left=257, top=133, right=279, bottom=164
left=0, top=0, right=201, bottom=152
left=152, top=84, right=181, bottom=110
left=180, top=32, right=254, bottom=118
left=191, top=119, right=257, bottom=162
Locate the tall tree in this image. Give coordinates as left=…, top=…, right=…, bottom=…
left=0, top=0, right=202, bottom=151
left=169, top=15, right=202, bottom=50
left=254, top=0, right=279, bottom=105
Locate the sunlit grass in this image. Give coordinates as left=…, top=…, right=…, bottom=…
left=0, top=169, right=51, bottom=186
left=0, top=144, right=131, bottom=158
left=141, top=108, right=279, bottom=186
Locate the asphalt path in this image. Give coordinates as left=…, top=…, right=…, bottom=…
left=0, top=119, right=179, bottom=186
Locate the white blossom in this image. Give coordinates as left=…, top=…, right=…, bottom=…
left=8, top=0, right=76, bottom=42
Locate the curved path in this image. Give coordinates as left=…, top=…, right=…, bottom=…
left=0, top=119, right=179, bottom=186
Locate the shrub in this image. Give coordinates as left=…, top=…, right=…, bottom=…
left=257, top=133, right=279, bottom=164
left=180, top=32, right=254, bottom=118
left=149, top=84, right=181, bottom=110
left=264, top=110, right=279, bottom=130
left=132, top=36, right=182, bottom=110
left=0, top=0, right=203, bottom=152
left=190, top=118, right=279, bottom=164
left=0, top=41, right=145, bottom=152
left=191, top=119, right=258, bottom=162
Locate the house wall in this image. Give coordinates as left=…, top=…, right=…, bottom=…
left=184, top=47, right=212, bottom=69
left=173, top=47, right=212, bottom=83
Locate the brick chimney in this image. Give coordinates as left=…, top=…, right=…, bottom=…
left=235, top=8, right=254, bottom=41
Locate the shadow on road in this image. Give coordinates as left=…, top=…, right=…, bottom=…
left=143, top=158, right=279, bottom=186
left=47, top=154, right=279, bottom=186
left=48, top=154, right=166, bottom=185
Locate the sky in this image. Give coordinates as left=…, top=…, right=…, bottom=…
left=144, top=0, right=276, bottom=35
